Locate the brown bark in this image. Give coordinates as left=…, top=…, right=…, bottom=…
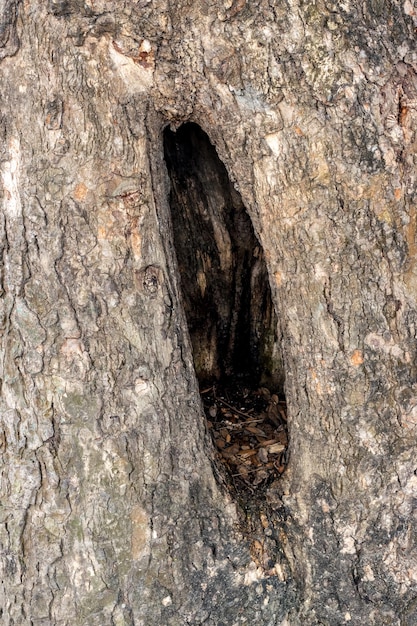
left=1, top=1, right=417, bottom=625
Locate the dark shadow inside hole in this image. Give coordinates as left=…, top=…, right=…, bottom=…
left=164, top=122, right=288, bottom=490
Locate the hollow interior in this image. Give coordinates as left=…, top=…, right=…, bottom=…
left=164, top=123, right=289, bottom=489
left=164, top=122, right=284, bottom=393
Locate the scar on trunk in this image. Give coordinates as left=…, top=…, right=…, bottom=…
left=164, top=122, right=288, bottom=494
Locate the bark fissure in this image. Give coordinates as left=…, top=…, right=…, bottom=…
left=163, top=122, right=284, bottom=392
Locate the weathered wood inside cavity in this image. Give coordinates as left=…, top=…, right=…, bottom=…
left=164, top=122, right=283, bottom=390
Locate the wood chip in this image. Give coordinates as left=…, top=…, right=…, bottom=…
left=267, top=442, right=286, bottom=454
left=245, top=425, right=266, bottom=436
left=221, top=443, right=240, bottom=458
left=278, top=405, right=287, bottom=422
left=238, top=448, right=258, bottom=458
left=276, top=431, right=288, bottom=445
left=267, top=402, right=281, bottom=427
left=258, top=447, right=269, bottom=464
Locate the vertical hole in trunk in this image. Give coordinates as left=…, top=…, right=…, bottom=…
left=164, top=123, right=288, bottom=493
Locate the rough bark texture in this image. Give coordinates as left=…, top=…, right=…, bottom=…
left=1, top=1, right=417, bottom=625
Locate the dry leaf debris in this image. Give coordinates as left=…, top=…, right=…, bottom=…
left=201, top=385, right=288, bottom=490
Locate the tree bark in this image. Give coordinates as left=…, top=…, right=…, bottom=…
left=1, top=1, right=417, bottom=624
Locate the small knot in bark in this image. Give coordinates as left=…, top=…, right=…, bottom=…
left=136, top=265, right=163, bottom=297
left=45, top=97, right=63, bottom=130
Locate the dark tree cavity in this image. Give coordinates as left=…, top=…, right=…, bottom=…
left=164, top=123, right=284, bottom=393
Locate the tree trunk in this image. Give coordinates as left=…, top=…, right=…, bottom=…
left=1, top=1, right=417, bottom=624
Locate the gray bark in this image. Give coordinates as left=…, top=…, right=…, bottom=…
left=1, top=1, right=417, bottom=624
